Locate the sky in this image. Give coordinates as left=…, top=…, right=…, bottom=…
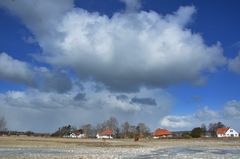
left=0, top=0, right=240, bottom=133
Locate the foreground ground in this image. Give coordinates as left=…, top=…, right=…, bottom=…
left=0, top=136, right=240, bottom=158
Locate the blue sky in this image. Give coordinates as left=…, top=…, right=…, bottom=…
left=0, top=0, right=240, bottom=133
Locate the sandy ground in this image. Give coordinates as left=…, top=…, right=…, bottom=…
left=0, top=136, right=240, bottom=158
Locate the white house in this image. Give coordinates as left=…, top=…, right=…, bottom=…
left=64, top=129, right=85, bottom=138
left=69, top=132, right=85, bottom=138
left=96, top=129, right=113, bottom=139
left=216, top=127, right=239, bottom=138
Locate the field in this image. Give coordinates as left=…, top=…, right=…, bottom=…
left=0, top=136, right=240, bottom=158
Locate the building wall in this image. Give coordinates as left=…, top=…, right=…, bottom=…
left=217, top=128, right=239, bottom=138
left=96, top=134, right=113, bottom=139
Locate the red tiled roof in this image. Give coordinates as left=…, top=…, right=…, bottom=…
left=100, top=129, right=113, bottom=135
left=216, top=128, right=229, bottom=135
left=153, top=128, right=171, bottom=136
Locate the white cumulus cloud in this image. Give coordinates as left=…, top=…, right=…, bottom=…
left=223, top=100, right=240, bottom=117
left=228, top=53, right=240, bottom=74
left=160, top=115, right=192, bottom=129
left=53, top=6, right=226, bottom=92
left=0, top=1, right=227, bottom=92
left=160, top=102, right=240, bottom=131
left=0, top=52, right=34, bottom=85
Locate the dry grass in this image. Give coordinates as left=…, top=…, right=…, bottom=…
left=1, top=136, right=240, bottom=149
left=1, top=136, right=240, bottom=147
left=0, top=136, right=240, bottom=159
left=0, top=136, right=149, bottom=149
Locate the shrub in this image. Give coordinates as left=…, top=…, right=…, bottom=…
left=191, top=127, right=202, bottom=138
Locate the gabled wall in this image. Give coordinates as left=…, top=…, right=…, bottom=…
left=217, top=128, right=239, bottom=138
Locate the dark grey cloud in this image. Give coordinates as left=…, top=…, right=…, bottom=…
left=131, top=97, right=157, bottom=106
left=0, top=52, right=72, bottom=93
left=35, top=71, right=72, bottom=93
left=74, top=93, right=86, bottom=101
left=115, top=94, right=158, bottom=107
left=116, top=94, right=129, bottom=101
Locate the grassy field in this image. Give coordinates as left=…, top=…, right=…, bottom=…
left=0, top=136, right=240, bottom=158
left=0, top=136, right=147, bottom=148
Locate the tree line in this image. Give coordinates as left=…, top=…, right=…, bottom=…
left=189, top=122, right=226, bottom=138
left=0, top=114, right=228, bottom=139
left=51, top=116, right=227, bottom=139
left=51, top=116, right=150, bottom=139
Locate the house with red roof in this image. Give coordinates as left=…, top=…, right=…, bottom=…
left=96, top=129, right=113, bottom=139
left=216, top=127, right=239, bottom=138
left=153, top=128, right=172, bottom=139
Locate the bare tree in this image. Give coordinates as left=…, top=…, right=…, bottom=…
left=96, top=116, right=119, bottom=136
left=81, top=124, right=93, bottom=138
left=121, top=121, right=130, bottom=138
left=137, top=123, right=150, bottom=138
left=105, top=116, right=119, bottom=132
left=208, top=122, right=226, bottom=137
left=0, top=116, right=6, bottom=131
left=121, top=122, right=144, bottom=139
left=129, top=125, right=137, bottom=138
left=201, top=123, right=207, bottom=136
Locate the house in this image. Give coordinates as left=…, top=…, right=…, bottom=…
left=216, top=127, right=239, bottom=138
left=153, top=128, right=172, bottom=138
left=96, top=129, right=113, bottom=139
left=65, top=129, right=85, bottom=138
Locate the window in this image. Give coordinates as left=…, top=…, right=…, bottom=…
left=230, top=130, right=233, bottom=132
